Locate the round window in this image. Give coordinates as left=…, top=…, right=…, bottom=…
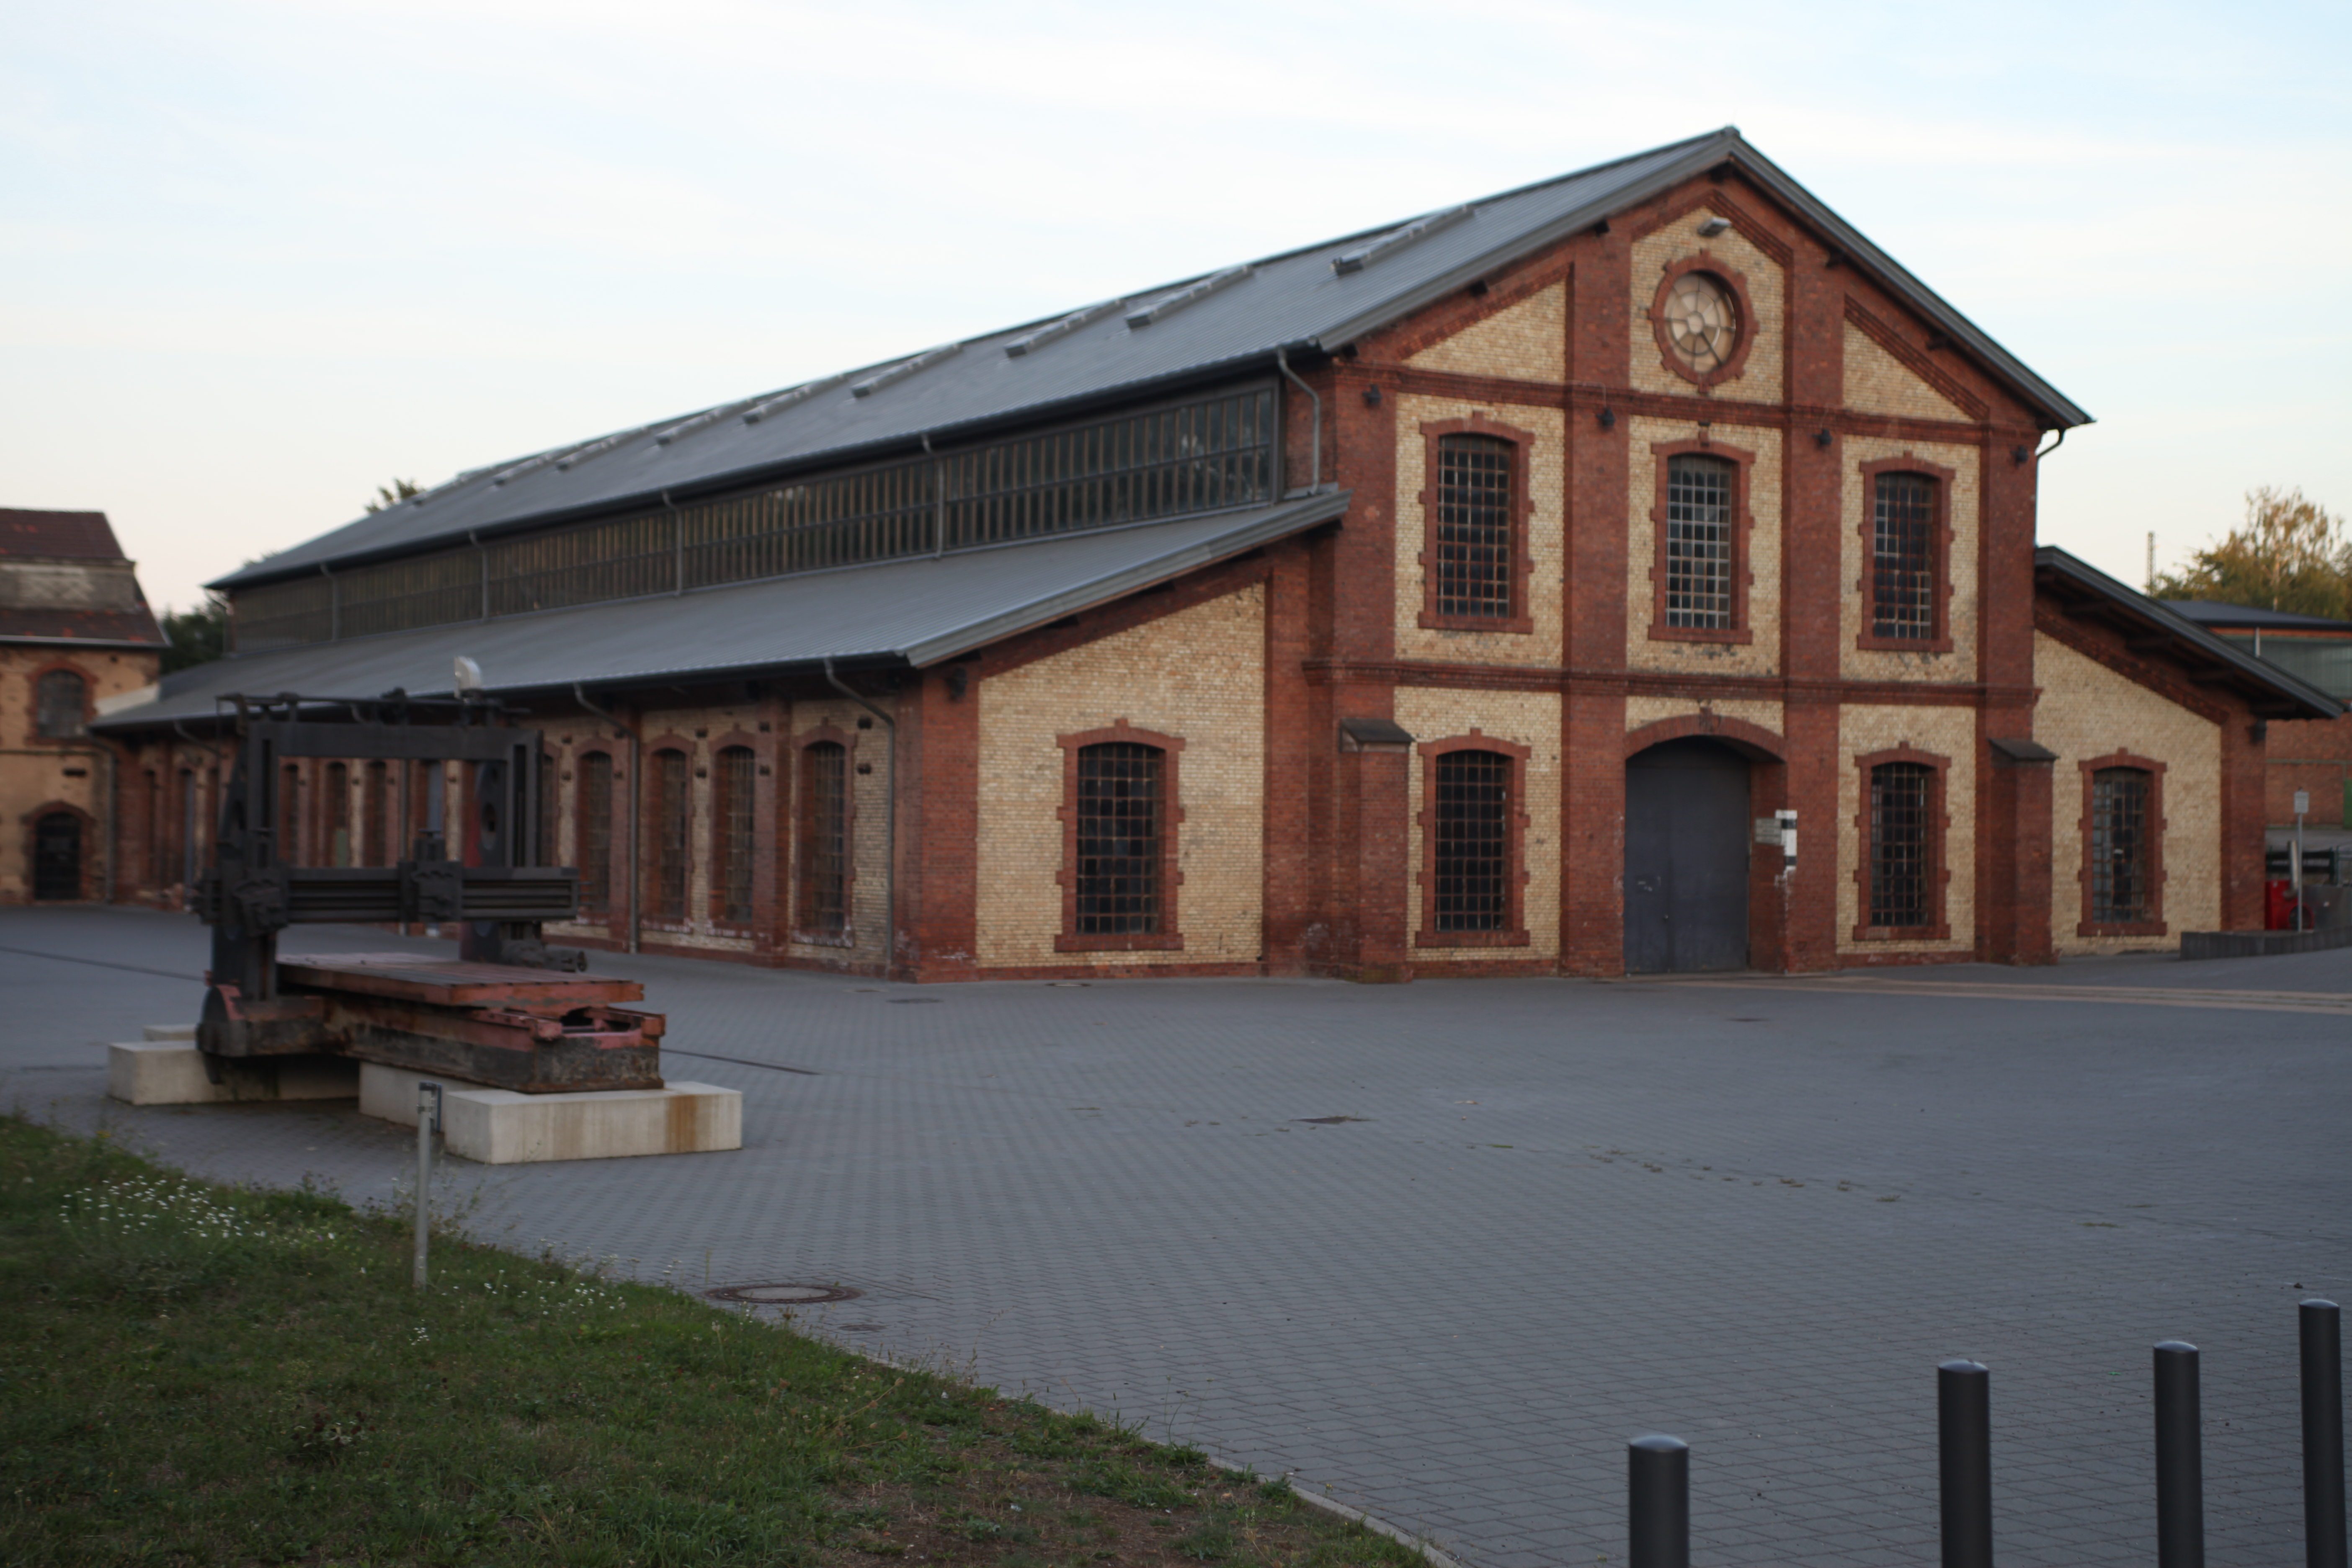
left=1661, top=271, right=1741, bottom=375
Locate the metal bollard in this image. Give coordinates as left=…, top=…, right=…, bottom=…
left=2307, top=1299, right=2347, bottom=1568
left=412, top=1081, right=442, bottom=1290
left=1939, top=1360, right=1994, bottom=1568
left=2154, top=1341, right=2204, bottom=1568
left=1627, top=1434, right=1689, bottom=1568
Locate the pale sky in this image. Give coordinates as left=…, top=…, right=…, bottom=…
left=5, top=0, right=2347, bottom=615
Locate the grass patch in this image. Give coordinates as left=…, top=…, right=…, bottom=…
left=0, top=1115, right=1426, bottom=1568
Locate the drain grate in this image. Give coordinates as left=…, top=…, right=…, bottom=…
left=705, top=1282, right=862, bottom=1306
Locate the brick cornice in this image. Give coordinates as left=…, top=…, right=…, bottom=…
left=1843, top=296, right=1991, bottom=422
left=2031, top=601, right=2233, bottom=727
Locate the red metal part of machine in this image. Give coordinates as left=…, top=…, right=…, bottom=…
left=202, top=955, right=664, bottom=1093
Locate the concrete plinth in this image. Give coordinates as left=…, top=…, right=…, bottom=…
left=108, top=1043, right=360, bottom=1106
left=359, top=1063, right=741, bottom=1164
left=142, top=1023, right=197, bottom=1042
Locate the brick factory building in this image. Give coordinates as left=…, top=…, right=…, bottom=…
left=0, top=509, right=165, bottom=904
left=93, top=129, right=2338, bottom=977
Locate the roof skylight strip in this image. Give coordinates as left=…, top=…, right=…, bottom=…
left=654, top=394, right=772, bottom=447
left=1124, top=266, right=1253, bottom=329
left=851, top=341, right=964, bottom=398
left=486, top=436, right=616, bottom=489
left=1004, top=299, right=1124, bottom=358
left=1330, top=205, right=1474, bottom=275
left=741, top=371, right=856, bottom=426
left=552, top=421, right=663, bottom=474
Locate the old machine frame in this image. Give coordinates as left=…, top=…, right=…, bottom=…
left=194, top=691, right=665, bottom=1093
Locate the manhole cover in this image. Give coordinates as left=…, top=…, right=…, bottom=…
left=1294, top=1116, right=1368, bottom=1124
left=838, top=1321, right=886, bottom=1332
left=705, top=1282, right=863, bottom=1306
left=887, top=998, right=942, bottom=1005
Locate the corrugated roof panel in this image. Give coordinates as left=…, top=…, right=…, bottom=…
left=109, top=493, right=1349, bottom=730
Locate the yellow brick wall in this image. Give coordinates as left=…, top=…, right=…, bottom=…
left=0, top=645, right=155, bottom=902
left=1396, top=688, right=1562, bottom=960
left=1843, top=322, right=1968, bottom=423
left=1393, top=392, right=1565, bottom=665
left=2032, top=632, right=2222, bottom=953
left=784, top=698, right=893, bottom=967
left=1625, top=415, right=1784, bottom=677
left=1405, top=282, right=1565, bottom=382
left=1630, top=215, right=1785, bottom=404
left=1839, top=437, right=1981, bottom=683
left=975, top=586, right=1265, bottom=969
left=1835, top=704, right=1977, bottom=956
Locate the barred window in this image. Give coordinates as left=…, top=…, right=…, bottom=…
left=34, top=669, right=87, bottom=739
left=1868, top=761, right=1934, bottom=928
left=363, top=761, right=389, bottom=867
left=650, top=749, right=690, bottom=924
left=1664, top=454, right=1735, bottom=629
left=577, top=752, right=613, bottom=916
left=1433, top=750, right=1511, bottom=932
left=714, top=746, right=757, bottom=926
left=1074, top=742, right=1163, bottom=935
left=279, top=763, right=302, bottom=867
left=1433, top=434, right=1515, bottom=620
left=1872, top=473, right=1938, bottom=640
left=798, top=741, right=848, bottom=934
left=2091, top=767, right=2153, bottom=924
left=324, top=761, right=350, bottom=867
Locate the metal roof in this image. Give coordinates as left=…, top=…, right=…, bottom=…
left=2159, top=599, right=2352, bottom=634
left=102, top=492, right=1348, bottom=731
left=219, top=128, right=2089, bottom=592
left=2035, top=548, right=2342, bottom=720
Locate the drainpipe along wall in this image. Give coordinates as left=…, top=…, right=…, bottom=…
left=574, top=685, right=641, bottom=954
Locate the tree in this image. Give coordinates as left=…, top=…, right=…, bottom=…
left=364, top=478, right=423, bottom=513
left=160, top=595, right=229, bottom=673
left=2150, top=486, right=2352, bottom=621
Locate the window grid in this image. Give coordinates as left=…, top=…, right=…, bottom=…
left=363, top=761, right=389, bottom=868
left=2091, top=768, right=2153, bottom=924
left=34, top=669, right=87, bottom=739
left=799, top=742, right=848, bottom=934
left=1868, top=762, right=1934, bottom=928
left=1663, top=455, right=1735, bottom=629
left=1872, top=473, right=1938, bottom=640
left=278, top=763, right=302, bottom=867
left=324, top=762, right=350, bottom=867
left=650, top=750, right=689, bottom=923
left=577, top=753, right=613, bottom=916
left=1074, top=743, right=1163, bottom=935
left=1432, top=750, right=1511, bottom=933
left=1433, top=435, right=1515, bottom=619
left=714, top=746, right=756, bottom=926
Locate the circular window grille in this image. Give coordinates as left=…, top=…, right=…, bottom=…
left=1662, top=272, right=1741, bottom=375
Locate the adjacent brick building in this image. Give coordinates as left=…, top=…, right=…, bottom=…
left=93, top=129, right=2338, bottom=975
left=0, top=509, right=166, bottom=903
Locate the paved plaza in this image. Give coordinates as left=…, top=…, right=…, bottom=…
left=4, top=904, right=2347, bottom=1567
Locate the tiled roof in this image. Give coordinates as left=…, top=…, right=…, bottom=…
left=0, top=508, right=130, bottom=562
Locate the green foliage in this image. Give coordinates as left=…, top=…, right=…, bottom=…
left=2151, top=485, right=2352, bottom=620
left=0, top=1117, right=1427, bottom=1568
left=158, top=595, right=228, bottom=674
left=365, top=477, right=425, bottom=513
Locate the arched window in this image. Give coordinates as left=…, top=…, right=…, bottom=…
left=33, top=811, right=82, bottom=900
left=648, top=748, right=690, bottom=924
left=1870, top=472, right=1939, bottom=641
left=279, top=762, right=303, bottom=866
left=2090, top=764, right=2157, bottom=927
left=577, top=752, right=614, bottom=917
left=713, top=746, right=757, bottom=927
left=1431, top=750, right=1511, bottom=933
left=1867, top=761, right=1934, bottom=928
left=34, top=669, right=87, bottom=739
left=363, top=761, right=389, bottom=867
left=1074, top=741, right=1164, bottom=936
left=1663, top=454, right=1736, bottom=629
left=323, top=762, right=350, bottom=867
left=797, top=740, right=848, bottom=934
left=1432, top=433, right=1516, bottom=622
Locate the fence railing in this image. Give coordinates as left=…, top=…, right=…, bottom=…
left=1626, top=1298, right=2347, bottom=1568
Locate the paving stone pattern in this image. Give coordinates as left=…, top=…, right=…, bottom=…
left=3, top=905, right=2346, bottom=1568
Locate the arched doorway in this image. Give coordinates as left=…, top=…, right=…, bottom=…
left=33, top=811, right=83, bottom=901
left=1624, top=738, right=1750, bottom=973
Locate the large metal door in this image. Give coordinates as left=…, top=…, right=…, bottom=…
left=33, top=812, right=82, bottom=901
left=1624, top=738, right=1750, bottom=973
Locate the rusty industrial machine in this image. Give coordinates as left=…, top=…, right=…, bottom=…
left=194, top=691, right=665, bottom=1093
